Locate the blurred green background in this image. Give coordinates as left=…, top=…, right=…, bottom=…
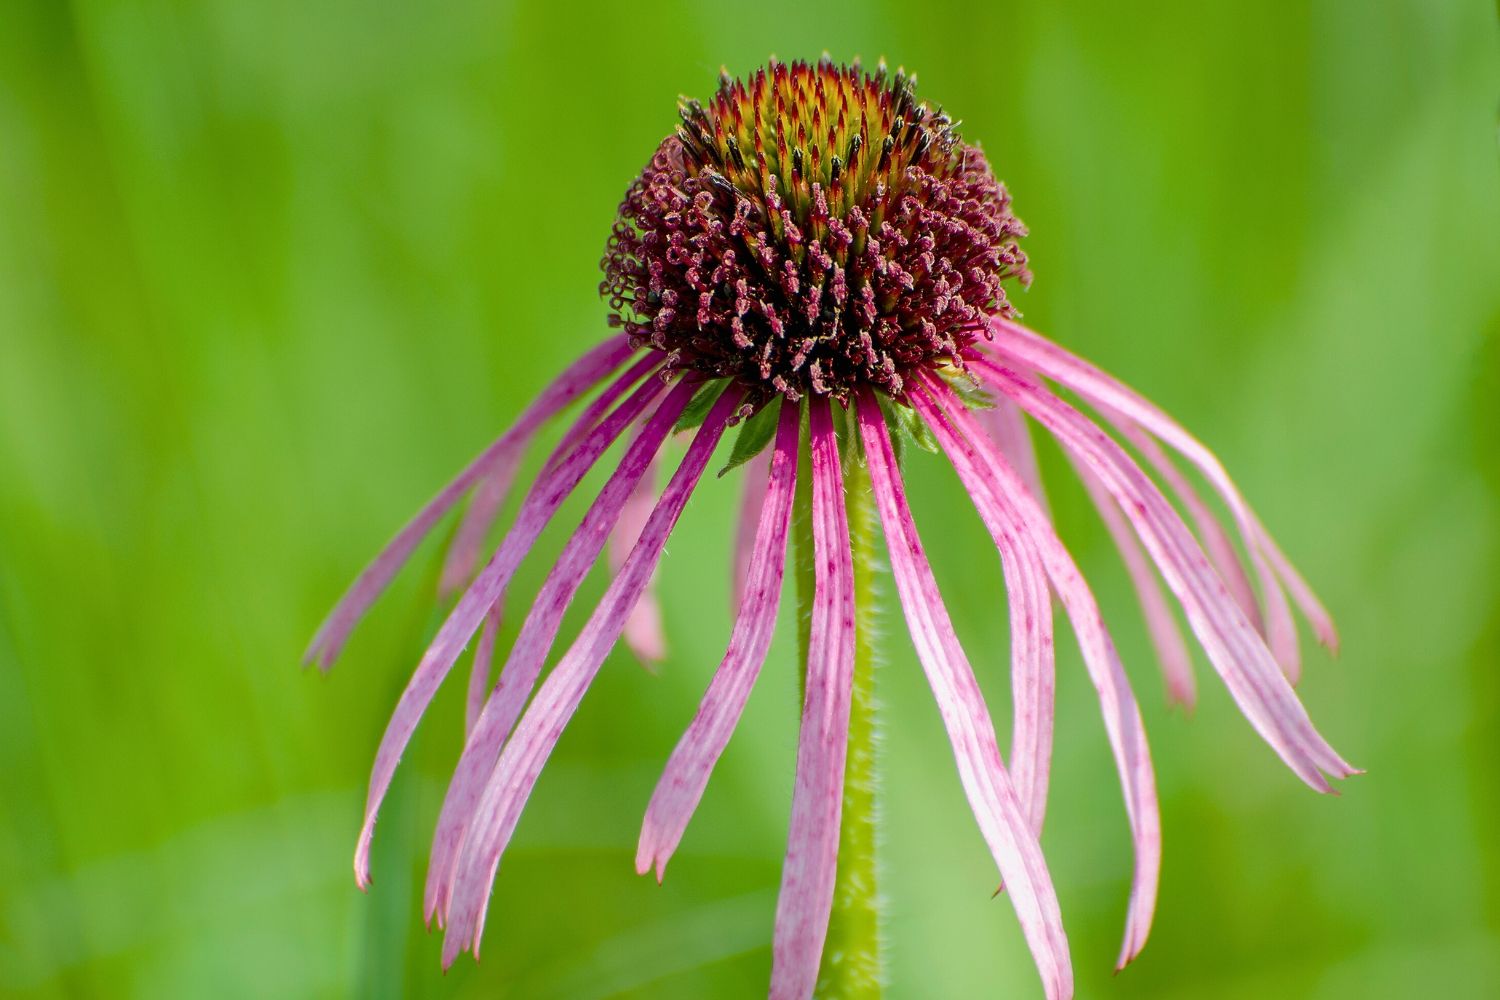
left=2, top=1, right=1497, bottom=997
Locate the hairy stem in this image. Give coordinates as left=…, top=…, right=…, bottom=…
left=794, top=410, right=883, bottom=998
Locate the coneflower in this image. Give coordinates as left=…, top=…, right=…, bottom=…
left=307, top=56, right=1354, bottom=999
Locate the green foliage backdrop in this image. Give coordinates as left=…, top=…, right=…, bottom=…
left=2, top=1, right=1496, bottom=996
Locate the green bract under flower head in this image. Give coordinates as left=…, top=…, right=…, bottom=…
left=602, top=57, right=1031, bottom=404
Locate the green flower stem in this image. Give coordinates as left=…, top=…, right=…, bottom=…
left=793, top=408, right=884, bottom=999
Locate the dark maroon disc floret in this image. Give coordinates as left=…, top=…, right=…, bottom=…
left=601, top=57, right=1030, bottom=404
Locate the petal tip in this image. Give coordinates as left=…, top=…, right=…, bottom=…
left=1114, top=936, right=1145, bottom=973
left=440, top=930, right=469, bottom=971
left=354, top=852, right=372, bottom=891
left=1317, top=620, right=1341, bottom=654
left=302, top=642, right=334, bottom=672
left=1166, top=686, right=1197, bottom=714
left=1301, top=771, right=1335, bottom=794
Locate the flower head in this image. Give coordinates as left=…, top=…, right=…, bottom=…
left=602, top=56, right=1028, bottom=401
left=309, top=58, right=1353, bottom=999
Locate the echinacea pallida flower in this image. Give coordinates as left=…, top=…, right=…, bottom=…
left=307, top=57, right=1355, bottom=999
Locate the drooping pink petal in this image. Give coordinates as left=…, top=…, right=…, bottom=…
left=609, top=452, right=664, bottom=656
left=424, top=379, right=700, bottom=924
left=768, top=399, right=857, bottom=1000
left=610, top=453, right=668, bottom=665
left=438, top=353, right=662, bottom=598
left=439, top=388, right=743, bottom=966
left=976, top=362, right=1191, bottom=707
left=954, top=399, right=1057, bottom=832
left=912, top=378, right=1158, bottom=969
left=352, top=367, right=669, bottom=888
left=440, top=466, right=513, bottom=599
left=546, top=355, right=663, bottom=475
left=856, top=390, right=1073, bottom=1000
left=732, top=448, right=773, bottom=609
left=305, top=335, right=637, bottom=670
left=465, top=603, right=501, bottom=737
left=998, top=518, right=1055, bottom=836
left=455, top=362, right=658, bottom=736
left=987, top=317, right=1338, bottom=652
left=1259, top=534, right=1338, bottom=654
left=974, top=358, right=1357, bottom=790
left=985, top=323, right=1273, bottom=655
left=636, top=403, right=798, bottom=881
left=444, top=360, right=661, bottom=732
left=1109, top=416, right=1262, bottom=619
left=976, top=378, right=1065, bottom=799
left=1104, top=408, right=1303, bottom=682
left=1071, top=456, right=1197, bottom=709
left=978, top=394, right=1049, bottom=514
left=621, top=584, right=667, bottom=666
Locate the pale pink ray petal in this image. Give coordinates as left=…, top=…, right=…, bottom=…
left=977, top=379, right=1064, bottom=794
left=1008, top=539, right=1056, bottom=839
left=444, top=361, right=661, bottom=723
left=465, top=604, right=501, bottom=737
left=768, top=399, right=856, bottom=1000
left=455, top=362, right=658, bottom=735
left=439, top=353, right=660, bottom=598
left=998, top=511, right=1054, bottom=834
left=1104, top=408, right=1303, bottom=682
left=913, top=378, right=1158, bottom=968
left=956, top=400, right=1056, bottom=831
left=439, top=465, right=513, bottom=598
left=547, top=356, right=663, bottom=473
left=620, top=586, right=667, bottom=666
left=610, top=453, right=668, bottom=665
left=637, top=403, right=798, bottom=880
left=439, top=389, right=743, bottom=966
left=987, top=317, right=1338, bottom=651
left=978, top=394, right=1049, bottom=514
left=424, top=379, right=699, bottom=924
left=1258, top=533, right=1338, bottom=654
left=306, top=334, right=637, bottom=670
left=856, top=390, right=1073, bottom=1000
left=984, top=323, right=1285, bottom=668
left=732, top=448, right=773, bottom=609
left=1108, top=417, right=1264, bottom=624
left=352, top=367, right=669, bottom=888
left=975, top=357, right=1357, bottom=788
left=1071, top=456, right=1197, bottom=709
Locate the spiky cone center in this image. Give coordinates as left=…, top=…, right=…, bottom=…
left=602, top=58, right=1031, bottom=405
